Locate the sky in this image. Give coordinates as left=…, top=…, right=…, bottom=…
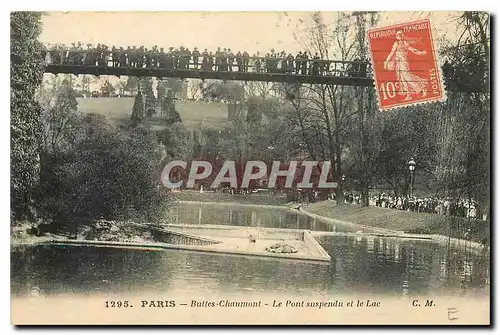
left=40, top=11, right=463, bottom=56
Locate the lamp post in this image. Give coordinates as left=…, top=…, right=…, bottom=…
left=408, top=158, right=416, bottom=197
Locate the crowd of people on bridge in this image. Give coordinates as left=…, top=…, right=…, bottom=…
left=43, top=43, right=370, bottom=78
left=340, top=192, right=484, bottom=220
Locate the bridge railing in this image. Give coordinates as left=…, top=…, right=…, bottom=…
left=44, top=50, right=373, bottom=79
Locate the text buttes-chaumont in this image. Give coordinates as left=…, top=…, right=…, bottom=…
left=191, top=300, right=262, bottom=308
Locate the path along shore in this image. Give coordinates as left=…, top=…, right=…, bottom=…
left=175, top=193, right=489, bottom=254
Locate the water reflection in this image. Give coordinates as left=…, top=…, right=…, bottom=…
left=12, top=236, right=489, bottom=299
left=174, top=202, right=347, bottom=232
left=11, top=203, right=490, bottom=299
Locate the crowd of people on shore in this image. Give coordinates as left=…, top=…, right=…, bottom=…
left=340, top=192, right=483, bottom=220
left=43, top=43, right=370, bottom=77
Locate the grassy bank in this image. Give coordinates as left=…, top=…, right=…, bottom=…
left=172, top=191, right=290, bottom=206
left=77, top=97, right=229, bottom=130
left=306, top=201, right=490, bottom=245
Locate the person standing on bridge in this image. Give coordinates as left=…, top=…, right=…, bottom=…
left=152, top=45, right=159, bottom=68
left=130, top=46, right=137, bottom=67
left=130, top=46, right=138, bottom=68
left=236, top=51, right=243, bottom=72
left=177, top=47, right=184, bottom=69
left=144, top=47, right=152, bottom=68
left=295, top=52, right=302, bottom=74
left=254, top=52, right=261, bottom=72
left=208, top=51, right=214, bottom=71
left=192, top=47, right=200, bottom=69
left=84, top=43, right=93, bottom=66
left=95, top=44, right=104, bottom=66
left=119, top=47, right=127, bottom=67
left=201, top=48, right=209, bottom=70
left=286, top=53, right=294, bottom=73
left=94, top=43, right=101, bottom=65
left=158, top=47, right=167, bottom=68
left=227, top=49, right=235, bottom=72
left=111, top=46, right=119, bottom=67
left=184, top=47, right=192, bottom=70
left=165, top=47, right=174, bottom=70
left=214, top=47, right=221, bottom=71
left=311, top=53, right=320, bottom=75
left=264, top=53, right=271, bottom=73
left=221, top=48, right=228, bottom=71
left=75, top=42, right=84, bottom=65
left=137, top=46, right=145, bottom=68
left=242, top=51, right=250, bottom=72
left=173, top=48, right=180, bottom=69
left=301, top=51, right=309, bottom=75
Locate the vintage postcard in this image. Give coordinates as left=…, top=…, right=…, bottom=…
left=10, top=11, right=490, bottom=325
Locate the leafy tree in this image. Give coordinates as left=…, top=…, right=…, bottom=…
left=116, top=78, right=128, bottom=97
left=188, top=79, right=204, bottom=100
left=161, top=94, right=182, bottom=125
left=100, top=79, right=115, bottom=97
left=436, top=12, right=490, bottom=218
left=158, top=122, right=192, bottom=160
left=130, top=91, right=145, bottom=126
left=11, top=12, right=45, bottom=221
left=141, top=78, right=157, bottom=117
left=162, top=78, right=184, bottom=97
left=202, top=80, right=245, bottom=103
left=75, top=75, right=92, bottom=97
left=40, top=79, right=80, bottom=153
left=40, top=116, right=170, bottom=224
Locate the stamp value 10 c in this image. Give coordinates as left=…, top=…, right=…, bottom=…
left=367, top=19, right=445, bottom=111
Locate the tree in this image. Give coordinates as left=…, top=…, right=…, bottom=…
left=348, top=11, right=380, bottom=206
left=370, top=107, right=439, bottom=196
left=116, top=78, right=128, bottom=97
left=130, top=91, right=145, bottom=126
left=40, top=79, right=80, bottom=153
left=41, top=116, right=170, bottom=224
left=436, top=12, right=490, bottom=219
left=188, top=79, right=204, bottom=100
left=160, top=91, right=182, bottom=125
left=100, top=79, right=115, bottom=97
left=158, top=78, right=184, bottom=99
left=11, top=12, right=45, bottom=221
left=158, top=122, right=193, bottom=160
left=286, top=12, right=361, bottom=201
left=76, top=75, right=92, bottom=97
left=202, top=80, right=245, bottom=103
left=246, top=98, right=263, bottom=125
left=141, top=78, right=157, bottom=117
left=285, top=12, right=381, bottom=204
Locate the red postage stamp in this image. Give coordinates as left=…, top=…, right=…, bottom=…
left=367, top=19, right=445, bottom=111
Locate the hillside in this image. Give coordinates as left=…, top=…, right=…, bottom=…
left=77, top=97, right=230, bottom=130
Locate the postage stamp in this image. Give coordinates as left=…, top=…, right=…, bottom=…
left=367, top=19, right=445, bottom=111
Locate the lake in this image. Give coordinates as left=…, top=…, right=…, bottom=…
left=11, top=202, right=490, bottom=299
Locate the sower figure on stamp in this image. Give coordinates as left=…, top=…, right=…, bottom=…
left=384, top=30, right=428, bottom=102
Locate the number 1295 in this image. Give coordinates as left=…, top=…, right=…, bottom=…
left=105, top=300, right=131, bottom=308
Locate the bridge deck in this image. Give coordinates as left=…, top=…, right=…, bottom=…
left=44, top=64, right=375, bottom=86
